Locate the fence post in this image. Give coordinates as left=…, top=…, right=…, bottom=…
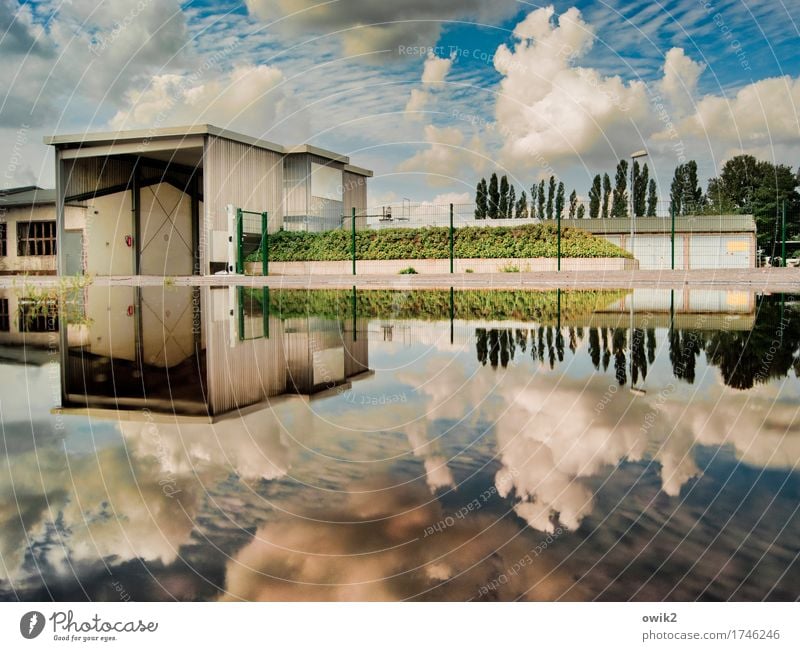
left=351, top=207, right=356, bottom=276
left=263, top=287, right=270, bottom=338
left=671, top=203, right=675, bottom=270
left=781, top=200, right=786, bottom=267
left=449, top=203, right=454, bottom=274
left=557, top=208, right=561, bottom=271
left=352, top=285, right=357, bottom=341
left=235, top=208, right=243, bottom=274
left=261, top=211, right=269, bottom=276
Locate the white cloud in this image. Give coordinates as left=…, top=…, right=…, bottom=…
left=421, top=52, right=453, bottom=84
left=492, top=5, right=653, bottom=169
left=110, top=64, right=302, bottom=140
left=244, top=0, right=517, bottom=56
left=404, top=88, right=429, bottom=116
left=397, top=124, right=486, bottom=186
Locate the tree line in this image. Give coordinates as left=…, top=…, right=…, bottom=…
left=473, top=154, right=799, bottom=244
left=474, top=161, right=659, bottom=220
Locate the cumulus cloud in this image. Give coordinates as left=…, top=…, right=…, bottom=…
left=491, top=6, right=800, bottom=174
left=109, top=64, right=308, bottom=140
left=404, top=52, right=454, bottom=119
left=397, top=124, right=486, bottom=186
left=492, top=6, right=652, bottom=169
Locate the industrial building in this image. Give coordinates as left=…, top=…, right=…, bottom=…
left=59, top=285, right=370, bottom=417
left=0, top=186, right=87, bottom=274
left=567, top=215, right=757, bottom=269
left=44, top=124, right=372, bottom=276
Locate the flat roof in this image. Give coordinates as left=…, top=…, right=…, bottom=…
left=567, top=215, right=756, bottom=234
left=0, top=186, right=56, bottom=207
left=44, top=124, right=373, bottom=176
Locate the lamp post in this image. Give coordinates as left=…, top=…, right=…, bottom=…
left=629, top=150, right=648, bottom=259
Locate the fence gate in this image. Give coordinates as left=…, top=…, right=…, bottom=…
left=226, top=204, right=268, bottom=275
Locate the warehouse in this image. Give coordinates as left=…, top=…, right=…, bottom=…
left=44, top=125, right=372, bottom=276
left=569, top=215, right=757, bottom=269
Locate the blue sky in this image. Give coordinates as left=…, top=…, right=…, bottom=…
left=1, top=0, right=798, bottom=207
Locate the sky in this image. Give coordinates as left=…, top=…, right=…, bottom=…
left=1, top=0, right=798, bottom=208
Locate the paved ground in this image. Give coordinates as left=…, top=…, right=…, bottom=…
left=1, top=268, right=797, bottom=292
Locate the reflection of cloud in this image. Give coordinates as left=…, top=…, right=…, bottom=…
left=0, top=401, right=303, bottom=584
left=220, top=480, right=571, bottom=601
left=402, top=356, right=800, bottom=532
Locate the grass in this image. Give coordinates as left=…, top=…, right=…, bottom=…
left=246, top=223, right=631, bottom=263
left=398, top=267, right=418, bottom=274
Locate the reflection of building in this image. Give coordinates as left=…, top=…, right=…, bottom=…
left=0, top=186, right=87, bottom=275
left=45, top=125, right=371, bottom=276
left=60, top=286, right=370, bottom=417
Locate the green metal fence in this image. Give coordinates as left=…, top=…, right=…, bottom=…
left=238, top=199, right=795, bottom=274
left=235, top=208, right=268, bottom=275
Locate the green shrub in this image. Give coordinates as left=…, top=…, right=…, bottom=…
left=398, top=266, right=418, bottom=274
left=246, top=223, right=631, bottom=263
left=500, top=264, right=520, bottom=273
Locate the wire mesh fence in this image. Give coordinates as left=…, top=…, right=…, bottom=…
left=239, top=200, right=794, bottom=275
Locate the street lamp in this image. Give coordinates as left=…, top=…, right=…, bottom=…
left=629, top=150, right=648, bottom=258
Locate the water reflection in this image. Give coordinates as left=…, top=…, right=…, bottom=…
left=0, top=285, right=797, bottom=601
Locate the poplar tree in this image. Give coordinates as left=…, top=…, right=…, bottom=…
left=611, top=160, right=629, bottom=217
left=488, top=172, right=499, bottom=219
left=589, top=174, right=601, bottom=219
left=474, top=178, right=488, bottom=219
left=602, top=173, right=611, bottom=218
left=546, top=176, right=556, bottom=219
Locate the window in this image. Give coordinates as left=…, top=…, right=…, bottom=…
left=0, top=222, right=6, bottom=256
left=0, top=298, right=8, bottom=332
left=17, top=221, right=56, bottom=256
left=18, top=298, right=59, bottom=333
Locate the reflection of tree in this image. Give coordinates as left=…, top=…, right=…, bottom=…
left=588, top=328, right=601, bottom=369
left=704, top=299, right=800, bottom=390
left=647, top=328, right=656, bottom=364
left=612, top=328, right=627, bottom=386
left=476, top=328, right=487, bottom=366
left=601, top=327, right=610, bottom=371
left=669, top=329, right=706, bottom=384
left=476, top=328, right=516, bottom=369
left=631, top=328, right=648, bottom=385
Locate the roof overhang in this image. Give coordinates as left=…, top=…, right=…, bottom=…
left=44, top=124, right=374, bottom=176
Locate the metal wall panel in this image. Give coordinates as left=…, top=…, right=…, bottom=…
left=689, top=234, right=752, bottom=269
left=282, top=153, right=310, bottom=217
left=203, top=135, right=284, bottom=239
left=343, top=170, right=367, bottom=216
left=627, top=234, right=685, bottom=270
left=62, top=156, right=135, bottom=201
left=204, top=288, right=287, bottom=415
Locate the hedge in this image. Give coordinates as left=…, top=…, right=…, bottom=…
left=244, top=288, right=629, bottom=324
left=247, top=223, right=632, bottom=262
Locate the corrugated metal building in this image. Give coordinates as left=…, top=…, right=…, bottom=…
left=44, top=125, right=372, bottom=276
left=568, top=215, right=757, bottom=269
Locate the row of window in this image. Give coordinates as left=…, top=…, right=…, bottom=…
left=0, top=298, right=59, bottom=333
left=0, top=221, right=57, bottom=256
